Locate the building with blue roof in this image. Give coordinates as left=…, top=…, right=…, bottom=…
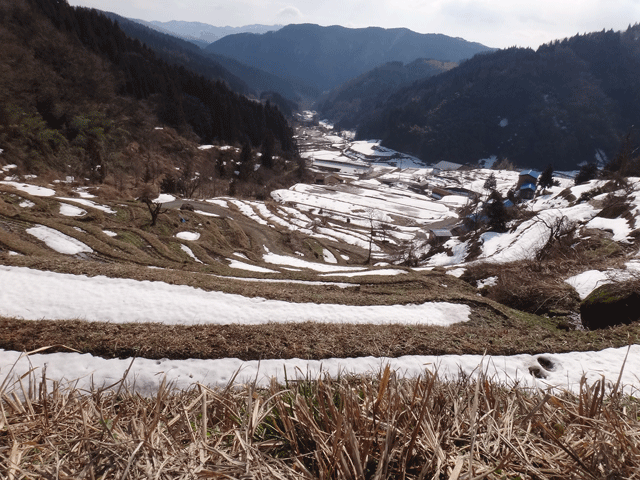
left=517, top=170, right=540, bottom=187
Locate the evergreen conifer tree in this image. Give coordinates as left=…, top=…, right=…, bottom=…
left=575, top=163, right=598, bottom=185
left=538, top=164, right=554, bottom=189
left=486, top=190, right=508, bottom=232
left=483, top=172, right=497, bottom=192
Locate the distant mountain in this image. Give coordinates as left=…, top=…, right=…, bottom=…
left=316, top=58, right=457, bottom=129
left=103, top=12, right=299, bottom=103
left=102, top=12, right=251, bottom=95
left=203, top=51, right=299, bottom=102
left=205, top=24, right=494, bottom=95
left=357, top=26, right=640, bottom=170
left=146, top=21, right=283, bottom=44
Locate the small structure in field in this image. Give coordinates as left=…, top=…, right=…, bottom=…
left=314, top=173, right=346, bottom=185
left=429, top=228, right=453, bottom=245
left=517, top=170, right=540, bottom=187
left=432, top=161, right=463, bottom=174
left=519, top=183, right=537, bottom=200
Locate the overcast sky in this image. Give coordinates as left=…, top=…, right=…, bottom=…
left=67, top=0, right=639, bottom=49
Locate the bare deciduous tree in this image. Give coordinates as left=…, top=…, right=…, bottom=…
left=139, top=185, right=166, bottom=226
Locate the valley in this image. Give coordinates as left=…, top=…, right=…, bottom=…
left=3, top=1, right=640, bottom=477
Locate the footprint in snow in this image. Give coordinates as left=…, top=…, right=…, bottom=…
left=528, top=355, right=559, bottom=379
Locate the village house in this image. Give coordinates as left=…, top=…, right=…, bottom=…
left=517, top=170, right=540, bottom=200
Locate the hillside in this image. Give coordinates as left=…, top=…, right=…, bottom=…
left=357, top=26, right=640, bottom=170
left=316, top=58, right=457, bottom=129
left=0, top=0, right=298, bottom=196
left=3, top=116, right=640, bottom=478
left=101, top=11, right=252, bottom=95
left=205, top=23, right=494, bottom=96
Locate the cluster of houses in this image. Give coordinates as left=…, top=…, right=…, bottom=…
left=310, top=158, right=544, bottom=245
left=430, top=161, right=541, bottom=201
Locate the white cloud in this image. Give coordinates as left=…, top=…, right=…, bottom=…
left=67, top=0, right=640, bottom=49
left=277, top=6, right=304, bottom=22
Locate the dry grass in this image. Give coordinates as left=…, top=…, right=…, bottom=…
left=2, top=365, right=640, bottom=479
left=2, top=311, right=640, bottom=362
left=461, top=262, right=581, bottom=316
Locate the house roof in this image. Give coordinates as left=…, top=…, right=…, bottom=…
left=519, top=170, right=540, bottom=178
left=432, top=161, right=463, bottom=171
left=520, top=183, right=537, bottom=191
left=430, top=228, right=452, bottom=237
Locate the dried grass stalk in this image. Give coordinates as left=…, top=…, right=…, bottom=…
left=1, top=367, right=640, bottom=479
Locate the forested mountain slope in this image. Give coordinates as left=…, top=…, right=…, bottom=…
left=316, top=58, right=457, bottom=129
left=357, top=26, right=640, bottom=170
left=0, top=0, right=296, bottom=181
left=101, top=11, right=251, bottom=95
left=104, top=12, right=299, bottom=102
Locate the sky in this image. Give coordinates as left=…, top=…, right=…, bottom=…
left=66, top=0, right=639, bottom=49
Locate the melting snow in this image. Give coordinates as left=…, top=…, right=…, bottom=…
left=2, top=346, right=639, bottom=396
left=227, top=259, right=277, bottom=273
left=176, top=231, right=200, bottom=241
left=181, top=245, right=203, bottom=263
left=1, top=181, right=56, bottom=197
left=26, top=226, right=92, bottom=255
left=153, top=194, right=176, bottom=203
left=57, top=197, right=116, bottom=214
left=0, top=266, right=470, bottom=327
left=59, top=203, right=87, bottom=217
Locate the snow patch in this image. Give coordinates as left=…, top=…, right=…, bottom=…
left=176, top=231, right=200, bottom=241
left=181, top=245, right=203, bottom=263
left=59, top=203, right=87, bottom=217
left=1, top=181, right=56, bottom=197
left=26, top=226, right=92, bottom=255
left=0, top=266, right=470, bottom=327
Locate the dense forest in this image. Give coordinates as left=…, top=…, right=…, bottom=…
left=356, top=26, right=640, bottom=170
left=30, top=0, right=294, bottom=152
left=100, top=11, right=252, bottom=96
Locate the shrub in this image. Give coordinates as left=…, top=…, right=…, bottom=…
left=575, top=163, right=599, bottom=185
left=462, top=261, right=581, bottom=315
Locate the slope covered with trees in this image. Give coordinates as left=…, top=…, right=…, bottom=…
left=0, top=0, right=296, bottom=180
left=100, top=11, right=252, bottom=95
left=316, top=58, right=457, bottom=129
left=357, top=26, right=640, bottom=170
left=104, top=12, right=299, bottom=102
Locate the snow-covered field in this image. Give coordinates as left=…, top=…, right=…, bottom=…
left=2, top=123, right=640, bottom=396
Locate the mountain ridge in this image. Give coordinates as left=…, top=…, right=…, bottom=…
left=102, top=11, right=300, bottom=102
left=206, top=23, right=494, bottom=95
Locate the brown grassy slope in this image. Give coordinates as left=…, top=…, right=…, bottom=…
left=2, top=179, right=640, bottom=361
